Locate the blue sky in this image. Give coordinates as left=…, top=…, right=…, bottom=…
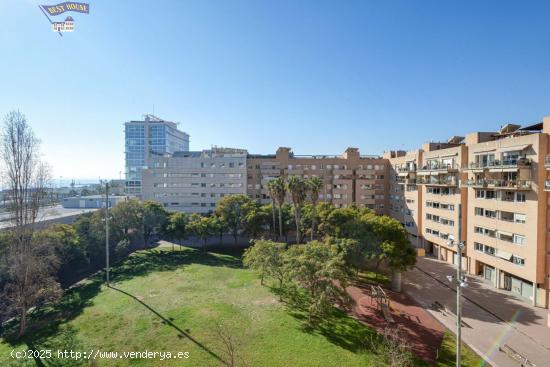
left=1, top=0, right=549, bottom=180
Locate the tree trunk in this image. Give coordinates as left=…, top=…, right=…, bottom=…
left=391, top=271, right=402, bottom=292
left=295, top=206, right=301, bottom=244
left=272, top=203, right=277, bottom=239
left=19, top=307, right=27, bottom=337
left=278, top=205, right=283, bottom=241
left=233, top=231, right=238, bottom=246
left=311, top=202, right=317, bottom=241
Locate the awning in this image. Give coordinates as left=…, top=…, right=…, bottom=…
left=496, top=250, right=513, bottom=261
left=496, top=144, right=531, bottom=154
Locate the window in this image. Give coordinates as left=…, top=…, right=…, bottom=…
left=511, top=256, right=525, bottom=266
left=474, top=242, right=483, bottom=252
left=515, top=192, right=526, bottom=202
left=514, top=213, right=526, bottom=224
left=513, top=234, right=526, bottom=245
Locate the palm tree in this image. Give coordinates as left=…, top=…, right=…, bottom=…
left=306, top=176, right=323, bottom=241
left=267, top=180, right=278, bottom=238
left=270, top=177, right=287, bottom=240
left=286, top=176, right=307, bottom=244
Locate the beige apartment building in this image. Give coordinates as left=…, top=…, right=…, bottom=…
left=463, top=122, right=549, bottom=306
left=247, top=147, right=389, bottom=215
left=385, top=117, right=550, bottom=309
left=385, top=149, right=423, bottom=247
left=141, top=148, right=247, bottom=214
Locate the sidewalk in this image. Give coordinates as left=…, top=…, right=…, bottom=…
left=346, top=282, right=445, bottom=364
left=403, top=257, right=550, bottom=367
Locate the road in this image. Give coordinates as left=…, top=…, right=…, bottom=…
left=403, top=257, right=550, bottom=367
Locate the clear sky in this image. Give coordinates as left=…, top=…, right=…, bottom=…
left=1, top=0, right=549, bottom=180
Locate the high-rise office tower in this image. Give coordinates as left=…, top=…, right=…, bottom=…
left=124, top=114, right=190, bottom=196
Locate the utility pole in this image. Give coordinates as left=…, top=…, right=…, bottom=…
left=105, top=181, right=110, bottom=286
left=446, top=204, right=466, bottom=367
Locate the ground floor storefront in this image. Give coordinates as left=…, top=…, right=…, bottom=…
left=423, top=239, right=548, bottom=308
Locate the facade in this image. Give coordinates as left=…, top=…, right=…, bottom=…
left=384, top=117, right=550, bottom=309
left=247, top=147, right=389, bottom=215
left=127, top=113, right=550, bottom=309
left=62, top=195, right=128, bottom=209
left=140, top=148, right=247, bottom=214
left=463, top=123, right=548, bottom=306
left=125, top=114, right=190, bottom=196
left=385, top=149, right=423, bottom=247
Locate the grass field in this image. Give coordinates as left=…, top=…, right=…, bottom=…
left=0, top=244, right=483, bottom=366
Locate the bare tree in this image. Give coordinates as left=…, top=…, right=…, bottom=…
left=216, top=323, right=247, bottom=367
left=0, top=111, right=61, bottom=337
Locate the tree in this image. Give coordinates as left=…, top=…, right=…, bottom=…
left=110, top=199, right=144, bottom=241
left=284, top=240, right=355, bottom=322
left=142, top=200, right=168, bottom=246
left=367, top=215, right=416, bottom=292
left=165, top=211, right=189, bottom=249
left=323, top=206, right=368, bottom=239
left=269, top=177, right=286, bottom=240
left=215, top=194, right=251, bottom=245
left=266, top=181, right=279, bottom=237
left=242, top=201, right=269, bottom=239
left=286, top=176, right=307, bottom=244
left=37, top=224, right=87, bottom=274
left=209, top=215, right=227, bottom=245
left=243, top=240, right=287, bottom=289
left=187, top=214, right=214, bottom=249
left=306, top=176, right=323, bottom=240
left=0, top=111, right=60, bottom=336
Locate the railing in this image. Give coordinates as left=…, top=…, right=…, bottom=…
left=464, top=158, right=531, bottom=170
left=397, top=166, right=416, bottom=173
left=461, top=179, right=532, bottom=190
left=417, top=163, right=459, bottom=172
left=416, top=177, right=457, bottom=186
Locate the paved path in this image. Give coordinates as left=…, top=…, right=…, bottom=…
left=403, top=257, right=550, bottom=367
left=347, top=282, right=445, bottom=364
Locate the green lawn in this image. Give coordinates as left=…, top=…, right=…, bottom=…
left=1, top=245, right=384, bottom=366
left=0, top=244, right=484, bottom=367
left=436, top=331, right=486, bottom=367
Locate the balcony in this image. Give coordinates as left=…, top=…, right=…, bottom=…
left=464, top=158, right=531, bottom=172
left=397, top=166, right=415, bottom=172
left=461, top=179, right=532, bottom=190
left=416, top=177, right=458, bottom=186
left=417, top=163, right=459, bottom=175
left=397, top=177, right=417, bottom=185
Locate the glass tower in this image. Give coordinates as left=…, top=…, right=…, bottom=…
left=124, top=114, right=190, bottom=196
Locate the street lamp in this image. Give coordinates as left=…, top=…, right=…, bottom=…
left=100, top=180, right=110, bottom=286
left=446, top=235, right=467, bottom=367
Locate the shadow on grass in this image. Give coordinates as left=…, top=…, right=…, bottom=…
left=109, top=285, right=225, bottom=364
left=272, top=285, right=378, bottom=354
left=1, top=246, right=242, bottom=359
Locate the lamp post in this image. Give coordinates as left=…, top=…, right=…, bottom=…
left=446, top=235, right=467, bottom=367
left=101, top=180, right=110, bottom=286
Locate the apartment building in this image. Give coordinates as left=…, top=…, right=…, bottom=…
left=125, top=115, right=190, bottom=196
left=140, top=148, right=247, bottom=214
left=247, top=147, right=389, bottom=215
left=384, top=117, right=550, bottom=308
left=385, top=149, right=423, bottom=247
left=463, top=122, right=549, bottom=306
left=417, top=140, right=469, bottom=268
